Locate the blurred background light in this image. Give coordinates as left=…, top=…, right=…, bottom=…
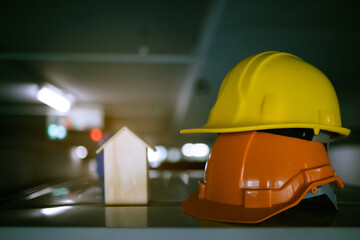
left=67, top=105, right=104, bottom=131
left=88, top=159, right=98, bottom=179
left=26, top=187, right=53, bottom=200
left=71, top=146, right=88, bottom=161
left=181, top=143, right=194, bottom=157
left=41, top=206, right=72, bottom=216
left=57, top=125, right=67, bottom=139
left=75, top=146, right=88, bottom=159
left=47, top=124, right=58, bottom=140
left=329, top=145, right=360, bottom=186
left=167, top=147, right=181, bottom=163
left=47, top=124, right=67, bottom=140
left=192, top=143, right=210, bottom=158
left=147, top=145, right=167, bottom=168
left=36, top=84, right=72, bottom=113
left=90, top=128, right=103, bottom=142
left=51, top=187, right=70, bottom=197
left=181, top=143, right=210, bottom=159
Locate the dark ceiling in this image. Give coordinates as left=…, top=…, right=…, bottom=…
left=0, top=0, right=359, bottom=148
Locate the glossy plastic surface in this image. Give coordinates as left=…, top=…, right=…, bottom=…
left=182, top=131, right=344, bottom=223
left=181, top=51, right=350, bottom=138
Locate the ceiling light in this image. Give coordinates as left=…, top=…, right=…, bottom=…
left=37, top=84, right=72, bottom=113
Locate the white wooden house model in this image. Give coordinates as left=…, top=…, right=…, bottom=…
left=96, top=126, right=155, bottom=205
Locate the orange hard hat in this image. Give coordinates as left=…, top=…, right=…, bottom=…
left=182, top=131, right=344, bottom=224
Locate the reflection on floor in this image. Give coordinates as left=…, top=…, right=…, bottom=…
left=0, top=170, right=360, bottom=227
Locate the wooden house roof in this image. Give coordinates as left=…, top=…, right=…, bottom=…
left=96, top=126, right=155, bottom=153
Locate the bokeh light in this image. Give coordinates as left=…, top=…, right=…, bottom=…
left=75, top=146, right=88, bottom=159
left=181, top=143, right=210, bottom=159
left=181, top=143, right=194, bottom=157
left=147, top=145, right=167, bottom=168
left=90, top=128, right=103, bottom=142
left=71, top=146, right=88, bottom=161
left=47, top=124, right=67, bottom=140
left=167, top=147, right=181, bottom=162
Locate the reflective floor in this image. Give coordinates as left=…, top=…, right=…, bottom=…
left=0, top=170, right=360, bottom=228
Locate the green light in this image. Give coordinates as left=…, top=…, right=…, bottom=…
left=47, top=124, right=67, bottom=140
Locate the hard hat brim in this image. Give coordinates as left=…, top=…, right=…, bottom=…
left=182, top=177, right=343, bottom=224
left=180, top=123, right=350, bottom=138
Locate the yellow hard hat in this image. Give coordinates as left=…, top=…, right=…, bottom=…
left=181, top=51, right=350, bottom=138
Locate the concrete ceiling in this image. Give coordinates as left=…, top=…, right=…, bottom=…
left=0, top=0, right=359, bottom=148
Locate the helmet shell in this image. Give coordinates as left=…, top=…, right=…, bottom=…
left=181, top=51, right=350, bottom=138
left=182, top=131, right=344, bottom=223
